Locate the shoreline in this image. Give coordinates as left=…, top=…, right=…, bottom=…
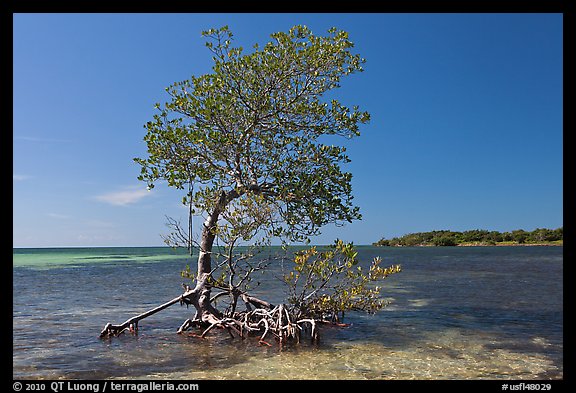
left=373, top=228, right=563, bottom=248
left=376, top=241, right=563, bottom=248
left=456, top=241, right=563, bottom=247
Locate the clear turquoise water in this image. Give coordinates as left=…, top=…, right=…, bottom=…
left=12, top=247, right=192, bottom=268
left=13, top=246, right=563, bottom=379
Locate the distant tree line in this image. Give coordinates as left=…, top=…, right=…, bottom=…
left=373, top=227, right=563, bottom=247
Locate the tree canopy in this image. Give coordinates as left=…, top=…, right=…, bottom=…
left=135, top=25, right=370, bottom=245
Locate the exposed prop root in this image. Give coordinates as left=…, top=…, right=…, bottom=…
left=100, top=289, right=196, bottom=338
left=175, top=304, right=322, bottom=346
left=177, top=319, right=194, bottom=334
left=101, top=287, right=333, bottom=346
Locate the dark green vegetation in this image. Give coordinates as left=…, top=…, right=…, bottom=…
left=373, top=227, right=563, bottom=247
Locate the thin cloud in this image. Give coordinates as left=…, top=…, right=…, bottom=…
left=46, top=212, right=71, bottom=220
left=94, top=187, right=151, bottom=206
left=13, top=174, right=31, bottom=181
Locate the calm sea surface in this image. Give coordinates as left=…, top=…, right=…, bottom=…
left=13, top=246, right=563, bottom=380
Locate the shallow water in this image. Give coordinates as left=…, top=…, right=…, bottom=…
left=13, top=246, right=563, bottom=379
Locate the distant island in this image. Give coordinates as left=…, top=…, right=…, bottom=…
left=373, top=227, right=563, bottom=247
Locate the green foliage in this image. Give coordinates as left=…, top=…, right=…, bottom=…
left=510, top=229, right=528, bottom=244
left=134, top=25, right=370, bottom=244
left=432, top=236, right=457, bottom=247
left=283, top=240, right=401, bottom=320
left=373, top=227, right=563, bottom=247
left=180, top=264, right=196, bottom=281
left=527, top=227, right=563, bottom=242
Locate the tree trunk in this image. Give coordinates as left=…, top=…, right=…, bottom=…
left=192, top=189, right=241, bottom=324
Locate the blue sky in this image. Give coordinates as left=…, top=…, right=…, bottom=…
left=13, top=13, right=563, bottom=247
